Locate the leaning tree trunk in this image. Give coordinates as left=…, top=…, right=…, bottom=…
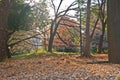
left=98, top=22, right=106, bottom=53
left=108, top=0, right=120, bottom=64
left=82, top=0, right=91, bottom=57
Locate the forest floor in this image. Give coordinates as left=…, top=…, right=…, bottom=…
left=0, top=53, right=120, bottom=80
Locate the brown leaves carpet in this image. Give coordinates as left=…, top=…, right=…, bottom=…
left=0, top=54, right=120, bottom=80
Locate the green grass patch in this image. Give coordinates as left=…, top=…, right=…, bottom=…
left=12, top=51, right=35, bottom=58
left=11, top=47, right=80, bottom=59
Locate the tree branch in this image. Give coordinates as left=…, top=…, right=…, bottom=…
left=56, top=32, right=68, bottom=46
left=9, top=28, right=50, bottom=47
left=90, top=16, right=99, bottom=38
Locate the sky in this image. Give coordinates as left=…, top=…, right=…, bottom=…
left=48, top=0, right=76, bottom=17
left=25, top=0, right=76, bottom=18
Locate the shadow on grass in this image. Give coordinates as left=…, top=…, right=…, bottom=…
left=87, top=61, right=109, bottom=64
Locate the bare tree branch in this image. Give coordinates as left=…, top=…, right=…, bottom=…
left=56, top=32, right=68, bottom=46
left=56, top=0, right=63, bottom=14
left=51, top=0, right=56, bottom=14
left=90, top=16, right=99, bottom=38
left=9, top=28, right=50, bottom=47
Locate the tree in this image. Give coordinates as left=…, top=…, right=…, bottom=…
left=0, top=0, right=31, bottom=60
left=76, top=0, right=84, bottom=54
left=108, top=0, right=120, bottom=64
left=48, top=0, right=77, bottom=52
left=76, top=0, right=100, bottom=55
left=82, top=0, right=91, bottom=57
left=0, top=0, right=14, bottom=60
left=54, top=17, right=79, bottom=52
left=97, top=0, right=107, bottom=53
left=28, top=0, right=49, bottom=51
left=8, top=0, right=49, bottom=54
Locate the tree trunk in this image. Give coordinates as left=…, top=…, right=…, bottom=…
left=78, top=1, right=83, bottom=55
left=48, top=34, right=54, bottom=52
left=97, top=0, right=107, bottom=53
left=98, top=35, right=104, bottom=53
left=0, top=20, right=7, bottom=61
left=0, top=0, right=12, bottom=60
left=43, top=38, right=47, bottom=51
left=108, top=0, right=120, bottom=64
left=82, top=0, right=91, bottom=57
left=43, top=28, right=47, bottom=51
left=98, top=22, right=106, bottom=53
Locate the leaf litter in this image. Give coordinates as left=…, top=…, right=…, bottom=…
left=0, top=54, right=120, bottom=80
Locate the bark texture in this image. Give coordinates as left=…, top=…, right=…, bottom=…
left=83, top=0, right=91, bottom=57
left=108, top=0, right=120, bottom=64
left=0, top=0, right=12, bottom=60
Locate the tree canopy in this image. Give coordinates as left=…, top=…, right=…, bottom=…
left=7, top=0, right=32, bottom=31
